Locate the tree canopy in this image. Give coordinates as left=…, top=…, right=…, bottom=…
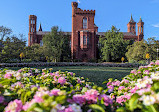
left=42, top=26, right=71, bottom=62
left=99, top=26, right=130, bottom=62
left=126, top=37, right=159, bottom=62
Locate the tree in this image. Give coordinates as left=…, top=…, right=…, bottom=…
left=126, top=37, right=159, bottom=62
left=0, top=36, right=26, bottom=62
left=126, top=40, right=147, bottom=62
left=0, top=26, right=12, bottom=41
left=24, top=44, right=45, bottom=62
left=42, top=26, right=71, bottom=62
left=99, top=26, right=130, bottom=62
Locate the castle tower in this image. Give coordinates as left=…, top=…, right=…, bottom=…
left=71, top=2, right=97, bottom=61
left=28, top=15, right=37, bottom=46
left=137, top=17, right=144, bottom=41
left=127, top=14, right=136, bottom=35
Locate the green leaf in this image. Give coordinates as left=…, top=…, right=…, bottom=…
left=89, top=104, right=105, bottom=112
left=116, top=107, right=126, bottom=112
left=128, top=93, right=140, bottom=111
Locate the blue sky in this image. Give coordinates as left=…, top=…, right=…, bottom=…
left=0, top=0, right=159, bottom=45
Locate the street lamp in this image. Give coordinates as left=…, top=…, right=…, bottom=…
left=157, top=48, right=159, bottom=60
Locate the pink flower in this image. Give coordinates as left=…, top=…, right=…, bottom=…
left=112, top=81, right=120, bottom=86
left=118, top=86, right=125, bottom=90
left=73, top=94, right=86, bottom=105
left=122, top=79, right=129, bottom=83
left=23, top=99, right=36, bottom=111
left=4, top=73, right=12, bottom=79
left=58, top=77, right=66, bottom=85
left=65, top=106, right=74, bottom=112
left=144, top=70, right=150, bottom=74
left=149, top=62, right=155, bottom=66
left=130, top=69, right=137, bottom=75
left=68, top=72, right=73, bottom=76
left=107, top=85, right=114, bottom=93
left=50, top=89, right=60, bottom=96
left=138, top=71, right=141, bottom=74
left=130, top=86, right=139, bottom=93
left=155, top=60, right=159, bottom=65
left=84, top=89, right=99, bottom=103
left=33, top=91, right=49, bottom=103
left=107, top=82, right=111, bottom=86
left=42, top=72, right=45, bottom=75
left=99, top=94, right=112, bottom=106
left=5, top=99, right=23, bottom=112
left=0, top=96, right=4, bottom=103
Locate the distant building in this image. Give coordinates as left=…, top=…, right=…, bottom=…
left=28, top=2, right=144, bottom=61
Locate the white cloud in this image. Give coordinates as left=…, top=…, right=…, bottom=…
left=77, top=0, right=80, bottom=3
left=152, top=23, right=159, bottom=28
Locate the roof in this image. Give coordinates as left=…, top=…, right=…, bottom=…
left=97, top=32, right=136, bottom=36
left=138, top=17, right=143, bottom=23
left=36, top=31, right=136, bottom=36
left=129, top=14, right=135, bottom=23
left=38, top=23, right=42, bottom=31
left=36, top=31, right=71, bottom=35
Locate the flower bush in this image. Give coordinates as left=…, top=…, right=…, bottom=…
left=0, top=60, right=159, bottom=112
left=0, top=67, right=112, bottom=112
left=105, top=60, right=159, bottom=112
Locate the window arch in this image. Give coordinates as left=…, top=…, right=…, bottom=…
left=83, top=17, right=87, bottom=29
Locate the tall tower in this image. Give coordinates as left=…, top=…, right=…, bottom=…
left=71, top=2, right=97, bottom=61
left=127, top=15, right=136, bottom=35
left=28, top=15, right=37, bottom=46
left=137, top=17, right=144, bottom=41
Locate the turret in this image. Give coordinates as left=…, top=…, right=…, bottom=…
left=127, top=14, right=136, bottom=35
left=28, top=15, right=37, bottom=46
left=137, top=17, right=144, bottom=41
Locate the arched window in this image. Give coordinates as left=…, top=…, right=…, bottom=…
left=83, top=36, right=86, bottom=45
left=133, top=26, right=135, bottom=29
left=83, top=17, right=87, bottom=29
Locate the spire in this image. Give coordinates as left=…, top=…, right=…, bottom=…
left=139, top=16, right=143, bottom=23
left=38, top=23, right=42, bottom=31
left=129, top=14, right=135, bottom=23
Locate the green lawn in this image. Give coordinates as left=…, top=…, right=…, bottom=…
left=6, top=66, right=134, bottom=87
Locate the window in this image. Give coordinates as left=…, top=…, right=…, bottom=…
left=87, top=37, right=89, bottom=45
left=40, top=40, right=43, bottom=46
left=30, top=36, right=32, bottom=44
left=83, top=36, right=86, bottom=45
left=33, top=20, right=35, bottom=24
left=83, top=17, right=87, bottom=29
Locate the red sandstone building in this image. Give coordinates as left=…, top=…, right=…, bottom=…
left=28, top=2, right=144, bottom=61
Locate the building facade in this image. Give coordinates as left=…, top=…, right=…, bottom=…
left=28, top=2, right=144, bottom=61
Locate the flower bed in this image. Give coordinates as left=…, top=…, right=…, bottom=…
left=106, top=60, right=159, bottom=112
left=0, top=61, right=159, bottom=112
left=0, top=68, right=112, bottom=112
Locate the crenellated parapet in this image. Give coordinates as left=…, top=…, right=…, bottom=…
left=76, top=8, right=95, bottom=14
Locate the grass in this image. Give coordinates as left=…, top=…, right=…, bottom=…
left=6, top=66, right=135, bottom=87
